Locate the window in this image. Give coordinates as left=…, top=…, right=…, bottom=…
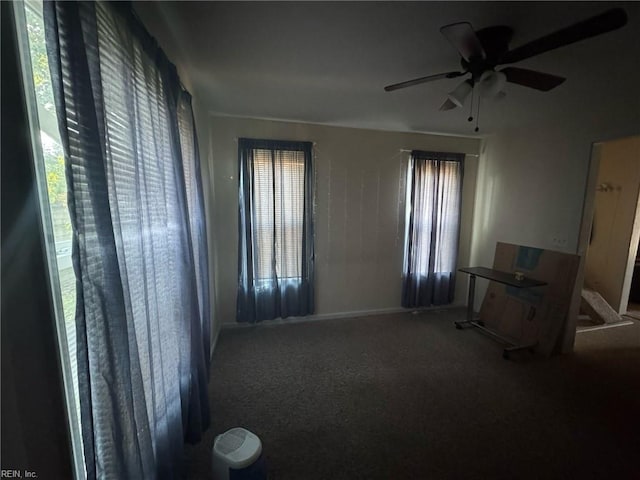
left=15, top=0, right=84, bottom=476
left=237, top=139, right=314, bottom=323
left=38, top=2, right=211, bottom=477
left=402, top=150, right=465, bottom=307
left=23, top=2, right=76, bottom=323
left=252, top=148, right=305, bottom=281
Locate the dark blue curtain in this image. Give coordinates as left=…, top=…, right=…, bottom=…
left=44, top=2, right=210, bottom=478
left=237, top=138, right=314, bottom=323
left=402, top=150, right=464, bottom=308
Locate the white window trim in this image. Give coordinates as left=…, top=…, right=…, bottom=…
left=12, top=3, right=86, bottom=478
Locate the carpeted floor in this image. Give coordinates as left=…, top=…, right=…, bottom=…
left=183, top=308, right=640, bottom=479
left=624, top=302, right=640, bottom=321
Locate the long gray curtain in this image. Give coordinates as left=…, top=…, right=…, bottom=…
left=44, top=2, right=210, bottom=478
left=237, top=138, right=314, bottom=323
left=402, top=150, right=464, bottom=308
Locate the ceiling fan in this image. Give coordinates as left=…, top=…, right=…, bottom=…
left=384, top=8, right=628, bottom=119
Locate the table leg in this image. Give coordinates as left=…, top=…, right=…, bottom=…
left=467, top=274, right=475, bottom=323
left=503, top=342, right=538, bottom=360
left=455, top=268, right=539, bottom=359
left=455, top=274, right=476, bottom=329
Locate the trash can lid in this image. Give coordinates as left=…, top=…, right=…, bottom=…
left=213, top=428, right=262, bottom=469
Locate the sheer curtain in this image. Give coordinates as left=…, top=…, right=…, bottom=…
left=44, top=2, right=210, bottom=478
left=237, top=138, right=314, bottom=323
left=402, top=150, right=464, bottom=308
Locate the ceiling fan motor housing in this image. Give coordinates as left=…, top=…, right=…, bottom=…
left=461, top=25, right=514, bottom=81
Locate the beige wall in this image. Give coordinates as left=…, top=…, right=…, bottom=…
left=205, top=116, right=481, bottom=330
left=583, top=136, right=640, bottom=313
left=469, top=117, right=640, bottom=351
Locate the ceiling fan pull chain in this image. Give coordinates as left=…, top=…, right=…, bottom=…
left=468, top=84, right=475, bottom=122
left=475, top=95, right=481, bottom=132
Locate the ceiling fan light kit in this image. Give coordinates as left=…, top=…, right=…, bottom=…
left=478, top=70, right=506, bottom=98
left=384, top=8, right=628, bottom=132
left=448, top=80, right=473, bottom=107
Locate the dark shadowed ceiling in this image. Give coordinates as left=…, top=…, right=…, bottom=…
left=135, top=1, right=640, bottom=136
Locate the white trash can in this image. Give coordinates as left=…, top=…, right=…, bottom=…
left=212, top=427, right=266, bottom=480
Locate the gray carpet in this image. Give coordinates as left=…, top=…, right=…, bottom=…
left=183, top=308, right=640, bottom=479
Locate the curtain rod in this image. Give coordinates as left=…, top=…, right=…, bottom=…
left=399, top=149, right=479, bottom=158
left=234, top=138, right=318, bottom=146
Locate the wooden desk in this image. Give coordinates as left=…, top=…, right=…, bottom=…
left=457, top=266, right=548, bottom=359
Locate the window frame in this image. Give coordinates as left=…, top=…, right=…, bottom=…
left=12, top=2, right=86, bottom=478
left=403, top=151, right=465, bottom=278
left=251, top=147, right=306, bottom=282
left=239, top=137, right=313, bottom=286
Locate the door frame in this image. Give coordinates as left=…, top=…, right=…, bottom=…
left=562, top=142, right=601, bottom=352
left=564, top=135, right=640, bottom=352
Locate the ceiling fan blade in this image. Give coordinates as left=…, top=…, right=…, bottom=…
left=439, top=98, right=459, bottom=111
left=440, top=22, right=487, bottom=62
left=384, top=71, right=465, bottom=92
left=501, top=67, right=566, bottom=91
left=494, top=91, right=507, bottom=102
left=500, top=8, right=628, bottom=65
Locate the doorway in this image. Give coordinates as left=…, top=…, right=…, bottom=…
left=579, top=135, right=640, bottom=330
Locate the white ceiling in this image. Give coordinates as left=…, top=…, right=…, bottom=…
left=135, top=1, right=640, bottom=137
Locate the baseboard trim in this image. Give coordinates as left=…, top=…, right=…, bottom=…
left=576, top=319, right=634, bottom=333
left=220, top=303, right=465, bottom=329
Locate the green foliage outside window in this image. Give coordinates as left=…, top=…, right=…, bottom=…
left=25, top=2, right=75, bottom=321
